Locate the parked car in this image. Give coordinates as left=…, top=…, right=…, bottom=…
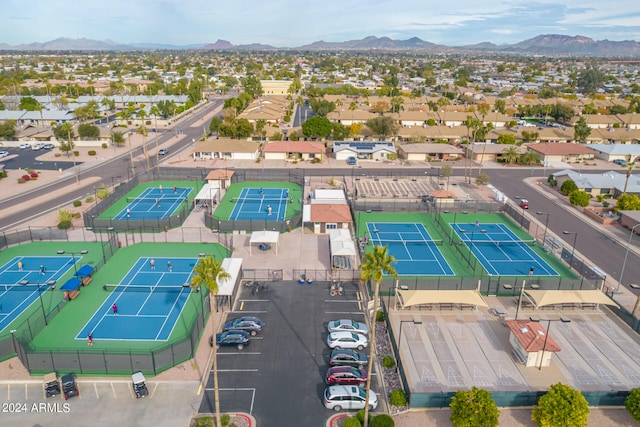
left=0, top=151, right=8, bottom=158
left=132, top=371, right=149, bottom=398
left=43, top=143, right=55, bottom=150
left=61, top=373, right=79, bottom=400
left=327, top=319, right=368, bottom=336
left=327, top=331, right=368, bottom=351
left=323, top=385, right=378, bottom=411
left=519, top=199, right=529, bottom=209
left=613, top=159, right=628, bottom=166
left=223, top=316, right=264, bottom=336
left=211, top=330, right=251, bottom=350
left=325, top=366, right=367, bottom=386
left=158, top=148, right=168, bottom=155
left=44, top=372, right=61, bottom=398
left=32, top=143, right=44, bottom=151
left=19, top=143, right=31, bottom=149
left=347, top=156, right=357, bottom=165
left=329, top=349, right=369, bottom=368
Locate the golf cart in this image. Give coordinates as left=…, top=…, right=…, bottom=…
left=61, top=373, right=79, bottom=400
left=132, top=371, right=149, bottom=398
left=44, top=372, right=61, bottom=398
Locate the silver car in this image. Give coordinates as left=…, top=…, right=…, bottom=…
left=327, top=319, right=368, bottom=336
left=327, top=331, right=368, bottom=351
left=323, top=385, right=377, bottom=411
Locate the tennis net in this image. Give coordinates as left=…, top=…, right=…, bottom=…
left=0, top=284, right=48, bottom=292
left=232, top=197, right=287, bottom=203
left=374, top=239, right=444, bottom=246
left=463, top=239, right=537, bottom=247
left=127, top=197, right=187, bottom=203
left=103, top=284, right=191, bottom=293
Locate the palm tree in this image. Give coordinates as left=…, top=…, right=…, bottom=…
left=502, top=145, right=520, bottom=166
left=149, top=105, right=161, bottom=172
left=136, top=124, right=150, bottom=170
left=360, top=245, right=398, bottom=427
left=190, top=256, right=230, bottom=427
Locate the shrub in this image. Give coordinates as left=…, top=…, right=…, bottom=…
left=569, top=190, right=591, bottom=207
left=371, top=414, right=395, bottom=427
left=375, top=310, right=385, bottom=322
left=58, top=208, right=73, bottom=223
left=102, top=143, right=108, bottom=149
left=560, top=179, right=578, bottom=195
left=21, top=174, right=31, bottom=181
left=85, top=196, right=94, bottom=203
left=220, top=414, right=230, bottom=426
left=27, top=168, right=36, bottom=174
left=356, top=409, right=371, bottom=425
left=389, top=389, right=408, bottom=407
left=532, top=383, right=589, bottom=427
left=73, top=151, right=80, bottom=156
left=625, top=387, right=640, bottom=422
left=54, top=153, right=61, bottom=157
left=57, top=220, right=72, bottom=229
left=603, top=201, right=610, bottom=207
left=71, top=212, right=81, bottom=219
left=17, top=178, right=26, bottom=184
left=88, top=150, right=97, bottom=156
left=30, top=173, right=38, bottom=179
left=193, top=416, right=213, bottom=427
left=73, top=200, right=82, bottom=207
left=96, top=187, right=109, bottom=200
left=382, top=356, right=396, bottom=368
left=450, top=387, right=499, bottom=427
left=342, top=417, right=362, bottom=427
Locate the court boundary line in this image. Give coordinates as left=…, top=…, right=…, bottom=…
left=114, top=187, right=192, bottom=220
left=230, top=187, right=287, bottom=221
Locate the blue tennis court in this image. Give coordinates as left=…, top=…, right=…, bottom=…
left=0, top=256, right=79, bottom=333
left=452, top=223, right=559, bottom=276
left=367, top=222, right=454, bottom=276
left=77, top=257, right=198, bottom=341
left=114, top=187, right=192, bottom=220
left=230, top=187, right=289, bottom=221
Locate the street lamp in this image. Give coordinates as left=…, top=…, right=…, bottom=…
left=536, top=211, right=550, bottom=245
left=562, top=231, right=578, bottom=269
left=64, top=250, right=89, bottom=277
left=529, top=316, right=571, bottom=370
left=616, top=223, right=640, bottom=292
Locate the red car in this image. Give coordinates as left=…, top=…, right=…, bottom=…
left=519, top=199, right=529, bottom=209
left=325, top=366, right=368, bottom=386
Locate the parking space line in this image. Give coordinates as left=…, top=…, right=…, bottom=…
left=324, top=299, right=362, bottom=303
left=208, top=388, right=256, bottom=415
left=216, top=369, right=259, bottom=372
left=111, top=382, right=117, bottom=398
left=230, top=310, right=268, bottom=313
left=218, top=352, right=261, bottom=355
left=326, top=311, right=367, bottom=315
left=238, top=299, right=269, bottom=303
left=94, top=382, right=99, bottom=398
left=239, top=301, right=244, bottom=310
left=128, top=382, right=135, bottom=399
left=149, top=383, right=159, bottom=398
left=25, top=383, right=28, bottom=400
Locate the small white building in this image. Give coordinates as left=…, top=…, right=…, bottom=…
left=505, top=319, right=562, bottom=368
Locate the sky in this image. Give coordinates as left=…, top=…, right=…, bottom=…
left=2, top=0, right=640, bottom=47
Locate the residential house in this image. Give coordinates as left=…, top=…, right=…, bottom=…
left=260, top=80, right=293, bottom=96
left=326, top=110, right=378, bottom=126
left=551, top=170, right=640, bottom=197
left=192, top=138, right=261, bottom=161
left=262, top=141, right=325, bottom=162
left=397, top=143, right=463, bottom=161
left=586, top=144, right=640, bottom=163
left=525, top=143, right=596, bottom=163
left=333, top=141, right=395, bottom=161
left=465, top=142, right=528, bottom=163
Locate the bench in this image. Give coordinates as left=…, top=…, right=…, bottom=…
left=65, top=290, right=79, bottom=300
left=82, top=277, right=92, bottom=286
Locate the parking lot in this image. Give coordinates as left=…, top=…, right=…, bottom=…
left=200, top=279, right=380, bottom=425
left=0, top=378, right=198, bottom=426
left=0, top=146, right=77, bottom=171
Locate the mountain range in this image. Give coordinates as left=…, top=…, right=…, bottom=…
left=2, top=35, right=640, bottom=56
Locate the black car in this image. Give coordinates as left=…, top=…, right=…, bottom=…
left=329, top=349, right=369, bottom=368
left=44, top=372, right=61, bottom=398
left=61, top=373, right=79, bottom=400
left=211, top=330, right=251, bottom=350
left=223, top=316, right=264, bottom=336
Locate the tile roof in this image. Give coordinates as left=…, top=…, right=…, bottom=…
left=310, top=204, right=353, bottom=224
left=525, top=142, right=596, bottom=155
left=505, top=319, right=561, bottom=353
left=263, top=141, right=325, bottom=153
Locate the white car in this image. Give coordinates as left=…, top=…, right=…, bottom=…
left=158, top=148, right=169, bottom=155
left=327, top=332, right=368, bottom=351
left=0, top=151, right=8, bottom=158
left=324, top=385, right=378, bottom=411
left=19, top=143, right=31, bottom=149
left=327, top=319, right=369, bottom=336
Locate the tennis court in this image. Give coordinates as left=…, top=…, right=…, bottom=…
left=114, top=186, right=192, bottom=220
left=367, top=222, right=454, bottom=276
left=229, top=187, right=289, bottom=221
left=0, top=256, right=78, bottom=332
left=77, top=257, right=198, bottom=341
left=452, top=223, right=559, bottom=276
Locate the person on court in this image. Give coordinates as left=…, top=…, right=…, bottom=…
left=167, top=261, right=172, bottom=272
left=40, top=265, right=46, bottom=275
left=159, top=184, right=163, bottom=193
left=112, top=303, right=118, bottom=315
left=150, top=259, right=155, bottom=270
left=87, top=332, right=93, bottom=346
left=17, top=261, right=23, bottom=271
left=127, top=208, right=131, bottom=218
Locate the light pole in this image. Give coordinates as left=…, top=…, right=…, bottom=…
left=617, top=223, right=640, bottom=292
left=536, top=211, right=550, bottom=245
left=562, top=231, right=578, bottom=269
left=65, top=250, right=89, bottom=277
left=529, top=316, right=571, bottom=370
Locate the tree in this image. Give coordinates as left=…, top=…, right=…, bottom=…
left=625, top=387, right=640, bottom=422
left=241, top=74, right=263, bottom=99
left=190, top=256, right=230, bottom=427
left=366, top=116, right=397, bottom=138
left=522, top=130, right=539, bottom=143
left=560, top=179, right=578, bottom=196
left=349, top=122, right=363, bottom=139
left=360, top=246, right=398, bottom=427
left=77, top=123, right=100, bottom=139
left=19, top=96, right=40, bottom=111
left=501, top=146, right=520, bottom=165
left=615, top=194, right=640, bottom=211
left=569, top=190, right=591, bottom=207
left=0, top=120, right=16, bottom=140
left=497, top=134, right=516, bottom=145
left=390, top=96, right=404, bottom=113
left=254, top=119, right=267, bottom=141
left=532, top=383, right=589, bottom=427
left=302, top=116, right=333, bottom=139
left=450, top=387, right=500, bottom=427
left=574, top=117, right=591, bottom=143
left=575, top=68, right=606, bottom=94
left=441, top=164, right=453, bottom=189
left=475, top=173, right=490, bottom=187
left=235, top=119, right=254, bottom=139
left=521, top=151, right=541, bottom=165
left=209, top=116, right=223, bottom=134
left=494, top=99, right=506, bottom=114
left=308, top=99, right=336, bottom=117
left=54, top=123, right=75, bottom=157
left=332, top=123, right=350, bottom=141
left=111, top=130, right=125, bottom=146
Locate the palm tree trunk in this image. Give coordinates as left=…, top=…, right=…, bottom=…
left=211, top=299, right=222, bottom=427
left=363, top=279, right=380, bottom=427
